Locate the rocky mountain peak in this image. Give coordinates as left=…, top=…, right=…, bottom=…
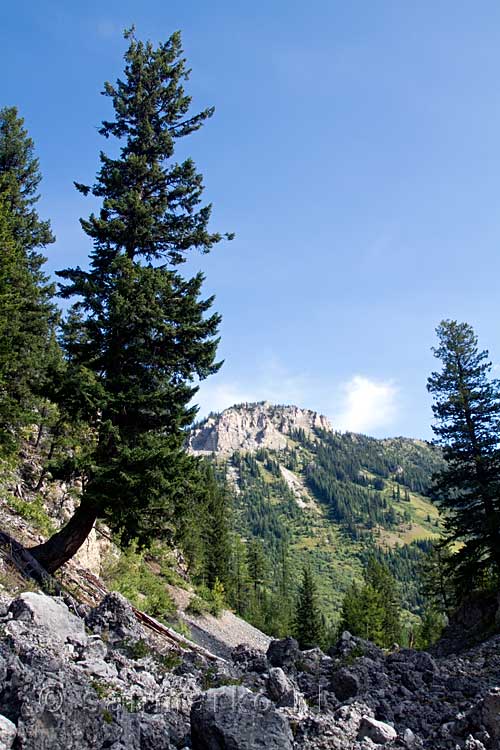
left=189, top=401, right=333, bottom=455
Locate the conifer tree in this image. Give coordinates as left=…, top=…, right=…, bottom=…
left=420, top=543, right=455, bottom=617
left=246, top=539, right=269, bottom=597
left=228, top=535, right=250, bottom=614
left=427, top=320, right=500, bottom=591
left=340, top=559, right=401, bottom=647
left=200, top=464, right=232, bottom=589
left=414, top=606, right=445, bottom=649
left=30, top=29, right=232, bottom=572
left=0, top=109, right=58, bottom=452
left=294, top=564, right=324, bottom=649
left=365, top=557, right=402, bottom=645
left=0, top=107, right=54, bottom=258
left=275, top=538, right=293, bottom=634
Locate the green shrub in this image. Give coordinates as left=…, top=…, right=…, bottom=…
left=124, top=638, right=151, bottom=660
left=102, top=542, right=176, bottom=623
left=188, top=578, right=226, bottom=618
left=9, top=495, right=55, bottom=536
left=148, top=541, right=188, bottom=588
left=169, top=619, right=192, bottom=639
left=91, top=679, right=110, bottom=699
left=210, top=578, right=226, bottom=617
left=158, top=651, right=182, bottom=670
left=186, top=595, right=209, bottom=616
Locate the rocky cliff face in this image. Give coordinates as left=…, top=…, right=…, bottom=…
left=189, top=402, right=333, bottom=455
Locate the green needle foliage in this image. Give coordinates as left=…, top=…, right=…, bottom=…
left=0, top=108, right=58, bottom=452
left=30, top=29, right=232, bottom=573
left=427, top=320, right=500, bottom=594
left=0, top=106, right=54, bottom=257
left=294, top=564, right=325, bottom=649
left=340, top=558, right=402, bottom=648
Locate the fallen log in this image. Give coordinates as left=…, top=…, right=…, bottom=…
left=77, top=568, right=226, bottom=663
left=0, top=530, right=226, bottom=664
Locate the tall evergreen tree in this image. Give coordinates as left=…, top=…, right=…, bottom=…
left=340, top=581, right=385, bottom=645
left=246, top=538, right=269, bottom=597
left=427, top=320, right=500, bottom=592
left=275, top=537, right=293, bottom=634
left=228, top=534, right=250, bottom=615
left=365, top=558, right=402, bottom=645
left=0, top=106, right=54, bottom=257
left=0, top=109, right=58, bottom=452
left=30, top=29, right=232, bottom=572
left=200, top=463, right=232, bottom=589
left=340, top=559, right=401, bottom=648
left=294, top=564, right=324, bottom=649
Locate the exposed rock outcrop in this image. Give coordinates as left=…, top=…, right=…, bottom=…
left=189, top=402, right=333, bottom=455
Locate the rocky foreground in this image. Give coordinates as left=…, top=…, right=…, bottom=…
left=0, top=590, right=499, bottom=750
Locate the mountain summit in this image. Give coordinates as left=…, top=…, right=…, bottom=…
left=189, top=401, right=333, bottom=455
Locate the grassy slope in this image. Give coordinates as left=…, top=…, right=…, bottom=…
left=226, top=433, right=442, bottom=623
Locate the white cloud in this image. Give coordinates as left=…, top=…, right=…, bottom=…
left=333, top=375, right=399, bottom=434
left=192, top=362, right=399, bottom=437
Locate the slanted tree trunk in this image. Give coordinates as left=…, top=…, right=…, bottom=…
left=29, top=500, right=98, bottom=574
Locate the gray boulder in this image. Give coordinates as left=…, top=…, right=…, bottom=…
left=8, top=592, right=87, bottom=646
left=266, top=637, right=299, bottom=671
left=358, top=716, right=397, bottom=744
left=85, top=592, right=143, bottom=643
left=267, top=667, right=307, bottom=715
left=464, top=737, right=487, bottom=750
left=0, top=715, right=16, bottom=750
left=267, top=667, right=295, bottom=703
left=481, top=689, right=500, bottom=741
left=330, top=667, right=360, bottom=701
left=329, top=631, right=383, bottom=662
left=190, top=685, right=293, bottom=750
left=411, top=651, right=438, bottom=674
left=231, top=644, right=268, bottom=674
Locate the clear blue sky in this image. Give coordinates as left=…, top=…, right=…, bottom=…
left=2, top=1, right=500, bottom=438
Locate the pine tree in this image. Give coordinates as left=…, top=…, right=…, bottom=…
left=340, top=581, right=385, bottom=645
left=30, top=29, right=232, bottom=572
left=365, top=558, right=402, bottom=645
left=419, top=543, right=455, bottom=617
left=200, top=464, right=232, bottom=589
left=427, top=320, right=500, bottom=592
left=414, top=606, right=445, bottom=649
left=0, top=109, right=58, bottom=452
left=294, top=564, right=324, bottom=649
left=228, top=534, right=250, bottom=615
left=0, top=106, right=54, bottom=257
left=275, top=538, right=293, bottom=634
left=246, top=539, right=269, bottom=597
left=339, top=559, right=401, bottom=648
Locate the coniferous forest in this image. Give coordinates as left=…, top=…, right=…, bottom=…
left=2, top=26, right=500, bottom=661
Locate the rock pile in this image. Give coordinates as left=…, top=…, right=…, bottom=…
left=0, top=590, right=499, bottom=749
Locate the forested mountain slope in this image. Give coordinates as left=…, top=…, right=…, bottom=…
left=190, top=402, right=444, bottom=623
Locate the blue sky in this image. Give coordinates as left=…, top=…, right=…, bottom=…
left=2, top=1, right=500, bottom=438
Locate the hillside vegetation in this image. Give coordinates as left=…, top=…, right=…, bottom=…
left=191, top=402, right=444, bottom=628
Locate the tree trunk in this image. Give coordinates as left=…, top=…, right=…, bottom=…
left=29, top=501, right=98, bottom=574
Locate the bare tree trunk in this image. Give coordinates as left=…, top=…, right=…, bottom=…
left=29, top=501, right=98, bottom=574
